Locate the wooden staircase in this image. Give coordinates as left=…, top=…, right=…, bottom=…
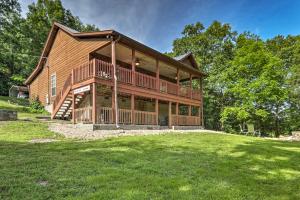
left=51, top=73, right=85, bottom=120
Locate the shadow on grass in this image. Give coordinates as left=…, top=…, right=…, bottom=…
left=0, top=134, right=300, bottom=199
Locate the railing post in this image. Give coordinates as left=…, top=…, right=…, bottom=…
left=176, top=68, right=179, bottom=95
left=71, top=69, right=74, bottom=85
left=93, top=58, right=96, bottom=77
left=131, top=94, right=135, bottom=124
left=156, top=59, right=159, bottom=92
left=72, top=91, right=75, bottom=124
left=92, top=83, right=97, bottom=124
left=176, top=102, right=179, bottom=126
left=155, top=98, right=159, bottom=125
left=168, top=101, right=172, bottom=128
left=190, top=74, right=192, bottom=99
left=132, top=49, right=135, bottom=86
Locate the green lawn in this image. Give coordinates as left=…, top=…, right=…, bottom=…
left=0, top=97, right=300, bottom=199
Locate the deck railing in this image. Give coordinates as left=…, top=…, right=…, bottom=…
left=118, top=108, right=132, bottom=124
left=172, top=115, right=201, bottom=126
left=179, top=86, right=191, bottom=98
left=74, top=106, right=92, bottom=123
left=97, top=107, right=113, bottom=124
left=53, top=73, right=72, bottom=109
left=95, top=59, right=113, bottom=80
left=135, top=72, right=157, bottom=90
left=159, top=80, right=178, bottom=95
left=134, top=110, right=157, bottom=125
left=73, top=61, right=94, bottom=83
left=71, top=59, right=201, bottom=100
left=117, top=66, right=132, bottom=84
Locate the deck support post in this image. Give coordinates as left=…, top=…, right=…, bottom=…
left=112, top=40, right=118, bottom=127
left=155, top=99, right=159, bottom=125
left=190, top=74, right=192, bottom=99
left=176, top=102, right=179, bottom=126
left=168, top=101, right=172, bottom=128
left=156, top=59, right=159, bottom=91
left=131, top=49, right=136, bottom=86
left=72, top=91, right=75, bottom=124
left=131, top=94, right=135, bottom=124
left=200, top=77, right=204, bottom=127
left=176, top=68, right=179, bottom=95
left=92, top=83, right=97, bottom=124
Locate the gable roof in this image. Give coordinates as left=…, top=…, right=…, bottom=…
left=25, top=22, right=206, bottom=85
left=174, top=52, right=198, bottom=69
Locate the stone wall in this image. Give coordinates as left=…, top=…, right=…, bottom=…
left=0, top=110, right=17, bottom=121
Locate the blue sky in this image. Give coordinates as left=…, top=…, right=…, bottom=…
left=20, top=0, right=300, bottom=52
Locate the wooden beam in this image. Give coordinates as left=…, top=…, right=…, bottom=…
left=168, top=101, right=172, bottom=128
left=92, top=83, right=97, bottom=124
left=177, top=68, right=179, bottom=95
left=156, top=59, right=159, bottom=91
left=112, top=40, right=118, bottom=125
left=176, top=102, right=179, bottom=126
left=131, top=94, right=135, bottom=124
left=155, top=98, right=159, bottom=125
left=190, top=73, right=192, bottom=99
left=132, top=49, right=136, bottom=86
left=72, top=91, right=75, bottom=124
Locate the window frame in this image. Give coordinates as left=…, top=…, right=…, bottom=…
left=50, top=73, right=56, bottom=97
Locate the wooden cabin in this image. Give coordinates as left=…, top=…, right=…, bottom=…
left=25, top=22, right=206, bottom=129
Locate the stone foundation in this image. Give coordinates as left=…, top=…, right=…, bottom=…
left=0, top=110, right=17, bottom=121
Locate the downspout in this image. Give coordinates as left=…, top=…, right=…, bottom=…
left=111, top=34, right=121, bottom=128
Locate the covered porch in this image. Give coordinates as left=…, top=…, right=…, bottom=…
left=72, top=83, right=202, bottom=128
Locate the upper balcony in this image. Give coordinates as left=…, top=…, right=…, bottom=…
left=70, top=42, right=203, bottom=103
left=72, top=58, right=202, bottom=101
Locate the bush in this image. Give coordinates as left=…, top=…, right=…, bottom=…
left=8, top=97, right=30, bottom=107
left=28, top=98, right=46, bottom=113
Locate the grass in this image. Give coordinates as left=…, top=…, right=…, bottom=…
left=0, top=96, right=300, bottom=199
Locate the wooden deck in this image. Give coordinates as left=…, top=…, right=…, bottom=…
left=52, top=58, right=203, bottom=127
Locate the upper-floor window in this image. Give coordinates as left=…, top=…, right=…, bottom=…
left=51, top=73, right=56, bottom=96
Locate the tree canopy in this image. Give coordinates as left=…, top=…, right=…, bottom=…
left=0, top=0, right=99, bottom=96
left=171, top=21, right=300, bottom=135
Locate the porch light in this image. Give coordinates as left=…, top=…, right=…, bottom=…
left=135, top=58, right=140, bottom=66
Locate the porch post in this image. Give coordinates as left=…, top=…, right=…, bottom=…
left=156, top=59, right=159, bottom=91
left=200, top=77, right=204, bottom=127
left=176, top=68, right=179, bottom=95
left=131, top=49, right=136, bottom=86
left=112, top=40, right=118, bottom=127
left=92, top=83, right=97, bottom=124
left=168, top=101, right=172, bottom=128
left=176, top=102, right=179, bottom=126
left=131, top=94, right=135, bottom=124
left=190, top=74, right=192, bottom=99
left=155, top=99, right=159, bottom=125
left=188, top=105, right=191, bottom=116
left=198, top=106, right=201, bottom=126
left=72, top=91, right=75, bottom=124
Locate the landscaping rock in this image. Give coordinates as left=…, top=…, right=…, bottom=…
left=0, top=110, right=17, bottom=121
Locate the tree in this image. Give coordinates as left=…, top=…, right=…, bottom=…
left=171, top=21, right=237, bottom=130
left=0, top=0, right=99, bottom=96
left=222, top=34, right=288, bottom=136
left=25, top=0, right=99, bottom=62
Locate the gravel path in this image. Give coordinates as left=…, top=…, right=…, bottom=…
left=49, top=123, right=223, bottom=140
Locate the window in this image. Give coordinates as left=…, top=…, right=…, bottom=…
left=51, top=74, right=56, bottom=96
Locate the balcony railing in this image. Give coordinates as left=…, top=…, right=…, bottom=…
left=72, top=58, right=202, bottom=100
left=172, top=115, right=201, bottom=126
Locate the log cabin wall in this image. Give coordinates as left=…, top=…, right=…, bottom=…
left=29, top=29, right=109, bottom=105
